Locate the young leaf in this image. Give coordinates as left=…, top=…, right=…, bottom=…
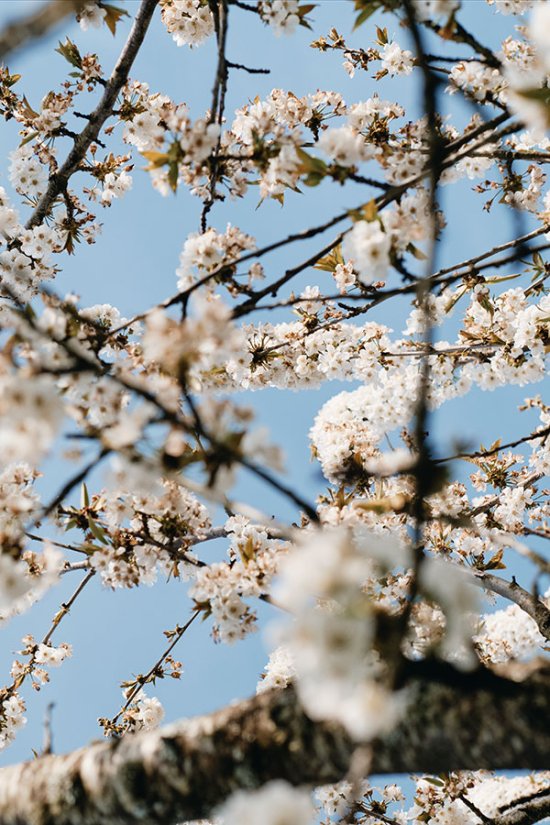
left=314, top=245, right=344, bottom=272
left=141, top=150, right=169, bottom=170
left=81, top=482, right=90, bottom=509
left=55, top=38, right=82, bottom=69
left=353, top=1, right=382, bottom=30
left=362, top=199, right=378, bottom=222
left=87, top=515, right=109, bottom=545
left=101, top=3, right=130, bottom=36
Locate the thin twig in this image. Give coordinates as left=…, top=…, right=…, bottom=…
left=109, top=608, right=200, bottom=726
left=434, top=425, right=550, bottom=465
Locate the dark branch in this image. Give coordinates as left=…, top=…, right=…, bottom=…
left=25, top=0, right=159, bottom=230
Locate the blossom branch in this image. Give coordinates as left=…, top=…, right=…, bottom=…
left=434, top=425, right=550, bottom=465
left=26, top=0, right=159, bottom=229
left=201, top=0, right=229, bottom=231
left=102, top=607, right=201, bottom=733
left=3, top=569, right=95, bottom=700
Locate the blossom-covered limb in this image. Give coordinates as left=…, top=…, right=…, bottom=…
left=435, top=424, right=550, bottom=465
left=26, top=0, right=159, bottom=229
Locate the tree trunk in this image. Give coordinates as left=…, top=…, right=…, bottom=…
left=0, top=663, right=548, bottom=825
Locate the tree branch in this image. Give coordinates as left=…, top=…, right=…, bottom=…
left=25, top=0, right=159, bottom=230
left=473, top=571, right=550, bottom=641
left=0, top=665, right=547, bottom=825
left=0, top=0, right=85, bottom=61
left=494, top=788, right=550, bottom=825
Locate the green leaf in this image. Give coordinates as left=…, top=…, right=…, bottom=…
left=296, top=147, right=327, bottom=177
left=302, top=171, right=325, bottom=186
left=478, top=294, right=495, bottom=316
left=55, top=38, right=82, bottom=69
left=19, top=131, right=37, bottom=148
left=533, top=251, right=545, bottom=270
left=20, top=95, right=38, bottom=120
left=514, top=86, right=550, bottom=127
left=168, top=160, right=179, bottom=192
left=485, top=548, right=506, bottom=570
left=81, top=482, right=90, bottom=509
left=423, top=777, right=445, bottom=787
left=348, top=201, right=379, bottom=224
left=353, top=0, right=382, bottom=30
left=87, top=515, right=109, bottom=545
left=375, top=25, right=388, bottom=46
left=485, top=272, right=521, bottom=285
left=444, top=285, right=467, bottom=313
left=80, top=543, right=104, bottom=556
left=516, top=86, right=550, bottom=104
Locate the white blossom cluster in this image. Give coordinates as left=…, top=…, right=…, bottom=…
left=487, top=0, right=533, bottom=13
left=475, top=601, right=547, bottom=663
left=33, top=642, right=72, bottom=668
left=175, top=225, right=255, bottom=291
left=410, top=771, right=550, bottom=825
left=86, top=480, right=212, bottom=589
left=217, top=780, right=314, bottom=825
left=256, top=645, right=295, bottom=693
left=190, top=516, right=288, bottom=642
left=0, top=692, right=26, bottom=751
left=121, top=692, right=165, bottom=732
left=77, top=2, right=107, bottom=31
left=0, top=374, right=64, bottom=466
left=270, top=525, right=485, bottom=740
left=273, top=526, right=410, bottom=740
left=160, top=0, right=215, bottom=48
left=258, top=2, right=302, bottom=37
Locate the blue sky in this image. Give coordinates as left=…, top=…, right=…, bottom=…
left=0, top=0, right=543, bottom=788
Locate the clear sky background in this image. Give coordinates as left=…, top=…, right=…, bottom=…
left=0, top=0, right=542, bottom=792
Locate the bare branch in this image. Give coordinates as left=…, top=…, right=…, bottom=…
left=473, top=571, right=550, bottom=641
left=0, top=0, right=84, bottom=62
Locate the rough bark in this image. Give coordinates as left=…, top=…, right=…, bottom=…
left=495, top=788, right=550, bottom=825
left=474, top=572, right=550, bottom=641
left=0, top=664, right=548, bottom=825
